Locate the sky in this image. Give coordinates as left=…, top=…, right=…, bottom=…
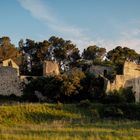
left=0, top=0, right=140, bottom=52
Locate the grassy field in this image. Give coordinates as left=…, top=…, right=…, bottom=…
left=0, top=103, right=139, bottom=140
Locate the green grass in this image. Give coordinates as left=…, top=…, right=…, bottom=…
left=0, top=103, right=139, bottom=140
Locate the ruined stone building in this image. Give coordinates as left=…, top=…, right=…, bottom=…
left=106, top=61, right=140, bottom=102
left=89, top=65, right=113, bottom=77
left=89, top=62, right=140, bottom=102
left=2, top=58, right=20, bottom=76
left=1, top=57, right=140, bottom=102
left=43, top=60, right=60, bottom=76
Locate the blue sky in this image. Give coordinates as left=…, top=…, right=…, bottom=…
left=0, top=0, right=140, bottom=52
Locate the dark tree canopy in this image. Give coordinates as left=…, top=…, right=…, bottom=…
left=106, top=46, right=139, bottom=64
left=0, top=36, right=20, bottom=63
left=82, top=45, right=106, bottom=61
left=48, top=36, right=80, bottom=70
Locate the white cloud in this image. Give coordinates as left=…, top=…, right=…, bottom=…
left=17, top=0, right=55, bottom=23
left=121, top=29, right=140, bottom=38
left=17, top=0, right=140, bottom=53
left=17, top=0, right=89, bottom=50
left=96, top=37, right=140, bottom=53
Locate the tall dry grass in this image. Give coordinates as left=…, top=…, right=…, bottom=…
left=0, top=103, right=139, bottom=140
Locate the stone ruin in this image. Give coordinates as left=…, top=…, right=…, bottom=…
left=2, top=58, right=20, bottom=76
left=1, top=58, right=139, bottom=102
left=43, top=60, right=60, bottom=76
left=89, top=61, right=140, bottom=102
left=106, top=61, right=140, bottom=102
left=0, top=67, right=22, bottom=96
left=89, top=65, right=113, bottom=77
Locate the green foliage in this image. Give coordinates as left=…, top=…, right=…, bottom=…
left=0, top=36, right=138, bottom=104
left=80, top=73, right=106, bottom=101
left=103, top=87, right=135, bottom=104
left=19, top=36, right=80, bottom=75
left=22, top=76, right=63, bottom=102
left=61, top=68, right=86, bottom=97
left=90, top=109, right=100, bottom=119
left=19, top=39, right=49, bottom=75
left=78, top=99, right=91, bottom=108
left=102, top=106, right=124, bottom=118
left=48, top=36, right=80, bottom=70
left=0, top=36, right=20, bottom=63
left=23, top=68, right=86, bottom=102
left=55, top=102, right=63, bottom=110
left=121, top=87, right=135, bottom=103
left=106, top=46, right=139, bottom=64
left=102, top=94, right=126, bottom=104
left=82, top=45, right=106, bottom=61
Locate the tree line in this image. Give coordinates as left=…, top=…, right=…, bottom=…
left=0, top=36, right=139, bottom=103
left=0, top=36, right=140, bottom=75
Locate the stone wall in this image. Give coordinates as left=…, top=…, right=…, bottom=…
left=89, top=65, right=113, bottom=76
left=2, top=59, right=20, bottom=76
left=123, top=61, right=140, bottom=76
left=0, top=67, right=22, bottom=96
left=43, top=61, right=60, bottom=76
left=106, top=61, right=140, bottom=102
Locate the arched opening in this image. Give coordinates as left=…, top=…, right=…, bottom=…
left=104, top=69, right=107, bottom=77
left=8, top=61, right=12, bottom=67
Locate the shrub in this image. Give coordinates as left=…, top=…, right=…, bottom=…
left=102, top=94, right=126, bottom=104
left=61, top=68, right=85, bottom=97
left=55, top=102, right=63, bottom=110
left=90, top=109, right=100, bottom=119
left=22, top=76, right=63, bottom=102
left=117, top=103, right=140, bottom=120
left=121, top=87, right=135, bottom=103
left=104, top=87, right=135, bottom=104
left=81, top=74, right=105, bottom=101
left=102, top=106, right=124, bottom=118
left=77, top=99, right=91, bottom=108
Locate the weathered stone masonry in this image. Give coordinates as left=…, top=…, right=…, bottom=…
left=0, top=67, right=22, bottom=96
left=106, top=61, right=140, bottom=102
left=43, top=60, right=60, bottom=76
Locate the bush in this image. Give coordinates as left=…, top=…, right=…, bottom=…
left=116, top=103, right=140, bottom=120
left=121, top=87, right=135, bottom=103
left=103, top=87, right=135, bottom=104
left=22, top=76, right=63, bottom=102
left=102, top=94, right=126, bottom=104
left=100, top=103, right=140, bottom=120
left=55, top=102, right=63, bottom=110
left=90, top=109, right=100, bottom=119
left=77, top=99, right=91, bottom=108
left=102, top=106, right=124, bottom=118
